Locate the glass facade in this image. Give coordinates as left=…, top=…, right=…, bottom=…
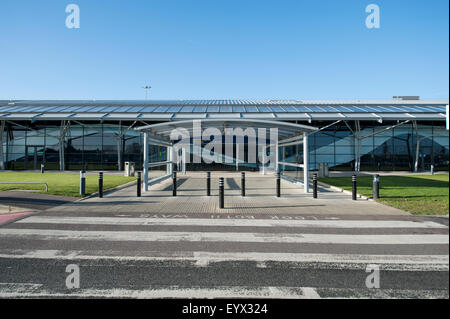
left=1, top=121, right=448, bottom=173
left=2, top=122, right=166, bottom=170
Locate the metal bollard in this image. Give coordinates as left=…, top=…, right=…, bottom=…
left=98, top=172, right=103, bottom=198
left=373, top=174, right=380, bottom=199
left=431, top=164, right=434, bottom=175
left=172, top=171, right=177, bottom=196
left=313, top=173, right=318, bottom=199
left=40, top=164, right=45, bottom=174
left=219, top=177, right=224, bottom=209
left=137, top=171, right=142, bottom=197
left=206, top=172, right=211, bottom=196
left=276, top=172, right=281, bottom=197
left=241, top=172, right=245, bottom=197
left=352, top=174, right=357, bottom=201
left=80, top=170, right=86, bottom=197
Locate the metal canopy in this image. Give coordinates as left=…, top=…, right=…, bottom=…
left=135, top=119, right=318, bottom=143
left=0, top=99, right=447, bottom=122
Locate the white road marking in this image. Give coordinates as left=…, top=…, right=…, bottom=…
left=0, top=286, right=317, bottom=299
left=0, top=228, right=448, bottom=244
left=0, top=250, right=448, bottom=270
left=14, top=216, right=448, bottom=229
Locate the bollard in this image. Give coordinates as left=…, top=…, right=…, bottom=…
left=219, top=177, right=224, bottom=209
left=241, top=172, right=245, bottom=197
left=40, top=164, right=45, bottom=174
left=352, top=174, right=357, bottom=201
left=431, top=164, right=434, bottom=175
left=172, top=171, right=177, bottom=196
left=98, top=172, right=103, bottom=198
left=80, top=170, right=86, bottom=197
left=276, top=172, right=281, bottom=197
left=313, top=173, right=318, bottom=199
left=137, top=171, right=142, bottom=197
left=206, top=172, right=211, bottom=196
left=373, top=174, right=380, bottom=199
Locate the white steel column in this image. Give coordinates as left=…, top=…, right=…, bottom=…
left=182, top=146, right=187, bottom=174
left=0, top=120, right=5, bottom=171
left=275, top=139, right=279, bottom=173
left=303, top=132, right=309, bottom=193
left=236, top=143, right=239, bottom=171
left=167, top=145, right=173, bottom=175
left=143, top=132, right=149, bottom=192
left=413, top=121, right=420, bottom=172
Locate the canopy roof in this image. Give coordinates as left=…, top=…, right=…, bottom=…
left=135, top=119, right=318, bottom=143
left=0, top=99, right=447, bottom=122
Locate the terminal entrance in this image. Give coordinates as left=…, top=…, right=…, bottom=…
left=136, top=119, right=318, bottom=195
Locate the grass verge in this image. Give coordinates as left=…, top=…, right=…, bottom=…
left=319, top=174, right=449, bottom=215
left=0, top=172, right=136, bottom=197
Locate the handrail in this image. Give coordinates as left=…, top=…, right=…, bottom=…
left=0, top=182, right=48, bottom=192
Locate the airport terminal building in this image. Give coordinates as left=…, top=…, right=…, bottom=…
left=1, top=98, right=448, bottom=186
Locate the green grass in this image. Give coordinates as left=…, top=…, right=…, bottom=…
left=319, top=174, right=449, bottom=215
left=0, top=172, right=136, bottom=197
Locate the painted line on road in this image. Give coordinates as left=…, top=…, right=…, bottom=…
left=0, top=228, right=448, bottom=245
left=0, top=285, right=317, bottom=299
left=14, top=216, right=448, bottom=229
left=0, top=250, right=448, bottom=270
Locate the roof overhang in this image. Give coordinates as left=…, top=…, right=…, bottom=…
left=135, top=118, right=318, bottom=143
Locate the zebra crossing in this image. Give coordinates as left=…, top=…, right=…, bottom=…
left=0, top=211, right=448, bottom=298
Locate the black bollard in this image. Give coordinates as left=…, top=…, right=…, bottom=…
left=352, top=174, right=357, bottom=201
left=98, top=172, right=103, bottom=198
left=276, top=172, right=281, bottom=197
left=137, top=171, right=142, bottom=197
left=219, top=177, right=224, bottom=209
left=40, top=164, right=45, bottom=174
left=241, top=172, right=245, bottom=197
left=373, top=174, right=380, bottom=199
left=80, top=170, right=86, bottom=197
left=172, top=171, right=177, bottom=196
left=313, top=173, right=318, bottom=199
left=206, top=172, right=211, bottom=196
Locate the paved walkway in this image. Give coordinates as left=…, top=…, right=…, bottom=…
left=47, top=172, right=408, bottom=215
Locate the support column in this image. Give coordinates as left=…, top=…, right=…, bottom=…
left=117, top=122, right=123, bottom=172
left=143, top=132, right=149, bottom=192
left=355, top=120, right=361, bottom=172
left=182, top=146, right=187, bottom=174
left=414, top=121, right=420, bottom=172
left=59, top=121, right=69, bottom=172
left=0, top=120, right=5, bottom=170
left=275, top=139, right=279, bottom=173
left=303, top=132, right=309, bottom=193
left=236, top=143, right=239, bottom=171
left=167, top=145, right=173, bottom=175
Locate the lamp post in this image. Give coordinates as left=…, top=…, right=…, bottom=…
left=142, top=86, right=151, bottom=100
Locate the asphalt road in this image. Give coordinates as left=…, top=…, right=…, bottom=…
left=0, top=208, right=448, bottom=299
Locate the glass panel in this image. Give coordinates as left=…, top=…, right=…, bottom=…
left=140, top=107, right=157, bottom=112
left=219, top=106, right=232, bottom=112
left=193, top=107, right=207, bottom=112
left=206, top=106, right=220, bottom=112
left=232, top=106, right=245, bottom=112
left=180, top=106, right=194, bottom=112
left=244, top=106, right=258, bottom=112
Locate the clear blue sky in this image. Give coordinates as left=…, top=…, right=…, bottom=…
left=0, top=0, right=448, bottom=100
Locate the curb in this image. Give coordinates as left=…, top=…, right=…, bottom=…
left=0, top=211, right=40, bottom=227
left=317, top=181, right=370, bottom=200
left=77, top=180, right=137, bottom=201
